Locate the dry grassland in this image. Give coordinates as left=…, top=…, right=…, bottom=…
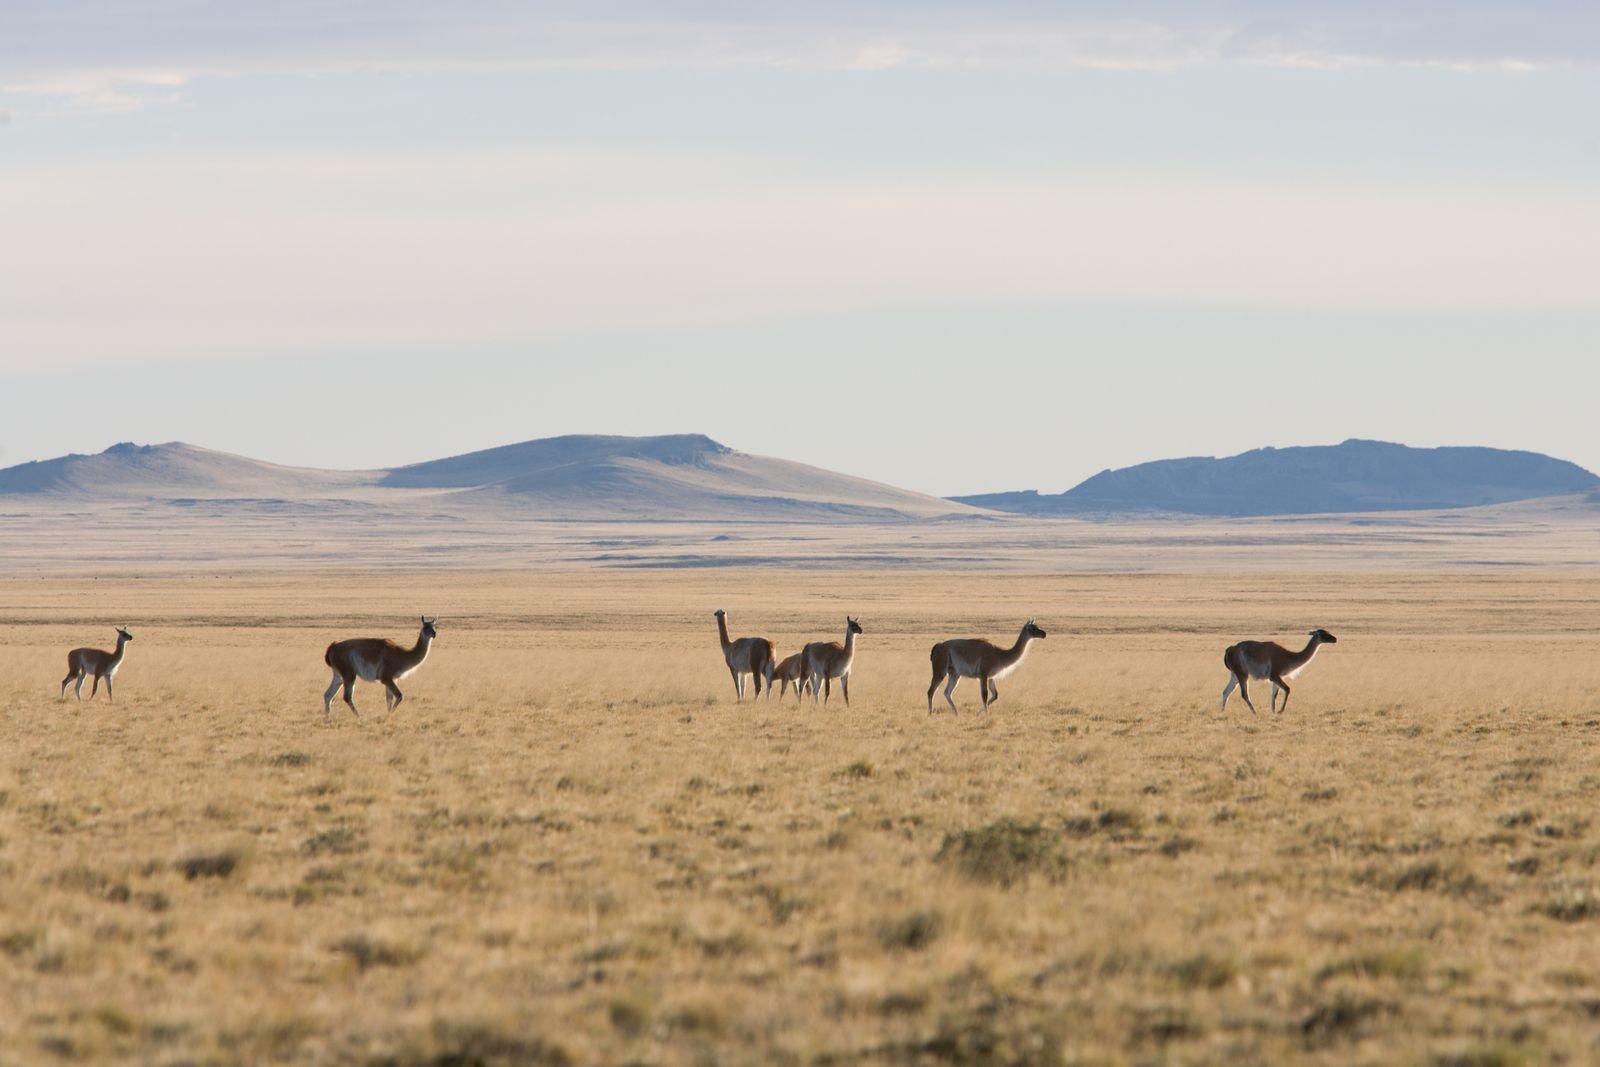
left=4, top=496, right=1599, bottom=573
left=3, top=569, right=1600, bottom=1065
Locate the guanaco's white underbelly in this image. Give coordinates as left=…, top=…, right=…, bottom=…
left=821, top=656, right=854, bottom=677
left=948, top=644, right=1027, bottom=679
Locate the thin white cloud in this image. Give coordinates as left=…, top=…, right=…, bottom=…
left=2, top=2, right=1593, bottom=109
left=6, top=68, right=188, bottom=113
left=2, top=150, right=1595, bottom=370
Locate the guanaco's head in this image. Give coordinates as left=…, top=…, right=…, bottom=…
left=1309, top=628, right=1337, bottom=644
left=713, top=609, right=726, bottom=620
left=420, top=616, right=438, bottom=639
left=116, top=626, right=133, bottom=642
left=1024, top=619, right=1047, bottom=640
left=847, top=616, right=864, bottom=635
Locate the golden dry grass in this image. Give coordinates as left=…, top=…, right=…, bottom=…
left=3, top=569, right=1600, bottom=1065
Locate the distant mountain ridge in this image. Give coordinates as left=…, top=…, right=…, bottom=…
left=952, top=439, right=1600, bottom=517
left=0, top=435, right=978, bottom=521
left=6, top=436, right=1595, bottom=522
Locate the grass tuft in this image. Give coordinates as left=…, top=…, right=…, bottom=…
left=1129, top=1006, right=1200, bottom=1045
left=937, top=819, right=1069, bottom=888
left=1362, top=860, right=1494, bottom=901
left=913, top=1012, right=1062, bottom=1064
left=608, top=994, right=652, bottom=1038
left=417, top=1021, right=573, bottom=1067
left=1159, top=836, right=1198, bottom=858
left=0, top=929, right=41, bottom=957
left=330, top=933, right=423, bottom=971
left=662, top=1001, right=724, bottom=1036
left=1063, top=807, right=1146, bottom=840
left=174, top=847, right=244, bottom=881
left=303, top=826, right=365, bottom=856
left=756, top=884, right=803, bottom=925
left=1159, top=952, right=1238, bottom=991
left=1316, top=945, right=1427, bottom=985
left=1536, top=885, right=1600, bottom=922
left=1431, top=1047, right=1533, bottom=1067
left=877, top=911, right=942, bottom=952
left=1301, top=995, right=1396, bottom=1047
left=1095, top=807, right=1145, bottom=837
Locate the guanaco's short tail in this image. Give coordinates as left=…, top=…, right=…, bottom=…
left=325, top=643, right=337, bottom=668
left=1222, top=645, right=1238, bottom=674
left=926, top=642, right=950, bottom=710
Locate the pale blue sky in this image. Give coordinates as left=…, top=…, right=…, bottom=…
left=3, top=3, right=1596, bottom=496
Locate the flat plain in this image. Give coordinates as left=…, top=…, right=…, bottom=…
left=3, top=567, right=1600, bottom=1065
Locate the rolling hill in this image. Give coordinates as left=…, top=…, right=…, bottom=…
left=952, top=439, right=1600, bottom=517
left=383, top=433, right=978, bottom=519
left=0, top=441, right=374, bottom=498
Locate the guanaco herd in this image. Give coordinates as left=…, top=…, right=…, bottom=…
left=712, top=610, right=1338, bottom=717
left=54, top=614, right=1340, bottom=720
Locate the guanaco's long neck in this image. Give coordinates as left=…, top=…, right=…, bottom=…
left=405, top=629, right=434, bottom=670
left=715, top=614, right=732, bottom=652
left=110, top=634, right=129, bottom=667
left=1001, top=627, right=1035, bottom=669
left=841, top=625, right=856, bottom=662
left=1289, top=635, right=1323, bottom=672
